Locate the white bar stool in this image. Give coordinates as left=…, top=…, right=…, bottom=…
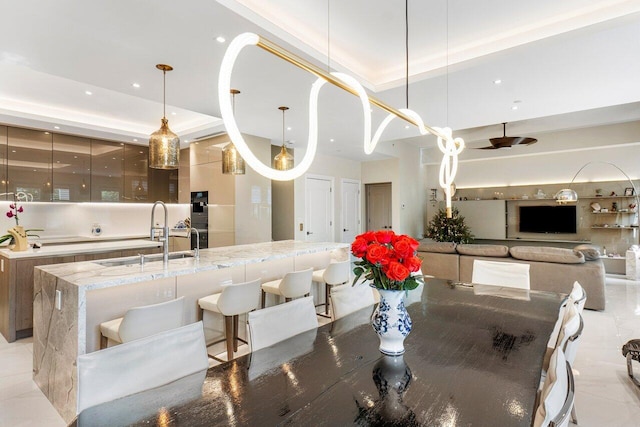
left=99, top=297, right=185, bottom=349
left=260, top=268, right=313, bottom=308
left=198, top=278, right=261, bottom=361
left=312, top=260, right=350, bottom=317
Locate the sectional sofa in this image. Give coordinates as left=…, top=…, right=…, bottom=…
left=418, top=242, right=606, bottom=310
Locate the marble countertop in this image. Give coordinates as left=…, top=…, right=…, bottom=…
left=36, top=240, right=349, bottom=291
left=0, top=239, right=162, bottom=259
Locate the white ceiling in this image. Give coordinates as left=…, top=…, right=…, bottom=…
left=0, top=0, right=639, bottom=161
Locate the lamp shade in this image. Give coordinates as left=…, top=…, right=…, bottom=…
left=149, top=118, right=180, bottom=169
left=274, top=145, right=294, bottom=171
left=555, top=188, right=578, bottom=204
left=222, top=142, right=245, bottom=174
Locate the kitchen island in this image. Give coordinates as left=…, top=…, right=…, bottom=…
left=0, top=238, right=162, bottom=342
left=33, top=240, right=348, bottom=422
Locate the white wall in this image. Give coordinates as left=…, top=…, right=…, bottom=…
left=293, top=152, right=361, bottom=242
left=0, top=202, right=189, bottom=240
left=235, top=134, right=272, bottom=244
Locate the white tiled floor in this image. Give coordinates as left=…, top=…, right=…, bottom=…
left=1, top=277, right=639, bottom=426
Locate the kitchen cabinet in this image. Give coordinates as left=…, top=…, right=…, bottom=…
left=124, top=144, right=149, bottom=202
left=7, top=127, right=52, bottom=201
left=52, top=134, right=91, bottom=202
left=0, top=126, right=7, bottom=198
left=90, top=140, right=124, bottom=202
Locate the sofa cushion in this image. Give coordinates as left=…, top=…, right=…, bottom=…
left=418, top=241, right=457, bottom=254
left=456, top=244, right=509, bottom=257
left=573, top=244, right=601, bottom=261
left=510, top=246, right=585, bottom=264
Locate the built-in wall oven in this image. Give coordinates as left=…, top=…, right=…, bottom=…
left=190, top=191, right=208, bottom=250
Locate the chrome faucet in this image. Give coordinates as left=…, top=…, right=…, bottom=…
left=191, top=227, right=200, bottom=260
left=150, top=201, right=169, bottom=266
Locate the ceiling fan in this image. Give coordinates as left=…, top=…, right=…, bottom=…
left=478, top=122, right=537, bottom=149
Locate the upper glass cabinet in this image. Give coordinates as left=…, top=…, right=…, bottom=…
left=124, top=144, right=148, bottom=202
left=52, top=134, right=91, bottom=202
left=7, top=128, right=52, bottom=201
left=90, top=140, right=124, bottom=202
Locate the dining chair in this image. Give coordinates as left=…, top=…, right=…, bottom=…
left=533, top=348, right=575, bottom=427
left=198, top=278, right=262, bottom=361
left=248, top=296, right=318, bottom=351
left=99, top=297, right=185, bottom=348
left=312, top=260, right=351, bottom=317
left=471, top=259, right=530, bottom=290
left=78, top=321, right=209, bottom=413
left=329, top=282, right=376, bottom=321
left=569, top=281, right=587, bottom=313
left=260, top=268, right=313, bottom=308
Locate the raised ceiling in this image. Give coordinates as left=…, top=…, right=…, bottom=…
left=0, top=0, right=638, bottom=161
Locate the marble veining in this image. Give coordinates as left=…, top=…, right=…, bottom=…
left=0, top=239, right=161, bottom=259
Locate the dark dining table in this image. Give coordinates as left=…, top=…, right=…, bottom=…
left=73, top=278, right=565, bottom=427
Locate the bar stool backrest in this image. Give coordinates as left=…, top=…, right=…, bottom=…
left=119, top=297, right=185, bottom=343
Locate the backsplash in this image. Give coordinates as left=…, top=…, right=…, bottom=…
left=0, top=202, right=189, bottom=241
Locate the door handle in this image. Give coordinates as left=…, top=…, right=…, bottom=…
left=307, top=231, right=313, bottom=235
left=343, top=229, right=348, bottom=232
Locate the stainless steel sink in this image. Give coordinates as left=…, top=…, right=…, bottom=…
left=95, top=252, right=194, bottom=267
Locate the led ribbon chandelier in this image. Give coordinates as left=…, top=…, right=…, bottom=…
left=218, top=32, right=464, bottom=215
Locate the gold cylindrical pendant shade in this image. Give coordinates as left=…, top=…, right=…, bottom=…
left=274, top=145, right=294, bottom=171
left=222, top=142, right=245, bottom=174
left=149, top=118, right=180, bottom=169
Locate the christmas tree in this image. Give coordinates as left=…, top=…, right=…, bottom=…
left=425, top=207, right=474, bottom=244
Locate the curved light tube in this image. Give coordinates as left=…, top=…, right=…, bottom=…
left=218, top=32, right=465, bottom=193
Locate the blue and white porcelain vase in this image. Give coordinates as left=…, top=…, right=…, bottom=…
left=371, top=289, right=412, bottom=355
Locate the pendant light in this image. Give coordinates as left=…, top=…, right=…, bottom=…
left=149, top=64, right=180, bottom=169
left=273, top=106, right=293, bottom=171
left=222, top=89, right=246, bottom=174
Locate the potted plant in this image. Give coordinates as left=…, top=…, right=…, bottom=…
left=1, top=201, right=42, bottom=251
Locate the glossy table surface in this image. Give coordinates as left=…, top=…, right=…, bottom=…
left=74, top=279, right=565, bottom=427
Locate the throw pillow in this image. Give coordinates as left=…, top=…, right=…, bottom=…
left=573, top=244, right=600, bottom=261
left=417, top=241, right=457, bottom=254
left=456, top=244, right=509, bottom=257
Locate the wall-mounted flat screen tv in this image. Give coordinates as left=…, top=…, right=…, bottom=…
left=519, top=205, right=577, bottom=234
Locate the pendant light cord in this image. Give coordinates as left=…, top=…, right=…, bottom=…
left=282, top=108, right=285, bottom=146
left=405, top=0, right=409, bottom=110
left=162, top=69, right=166, bottom=119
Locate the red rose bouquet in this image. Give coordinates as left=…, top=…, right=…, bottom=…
left=351, top=230, right=422, bottom=291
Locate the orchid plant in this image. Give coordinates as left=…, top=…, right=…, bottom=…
left=0, top=195, right=42, bottom=245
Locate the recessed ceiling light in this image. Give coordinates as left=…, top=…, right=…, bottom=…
left=132, top=83, right=141, bottom=88
left=139, top=151, right=143, bottom=154
left=54, top=126, right=60, bottom=129
left=171, top=112, right=176, bottom=116
left=216, top=36, right=226, bottom=43
left=184, top=139, right=189, bottom=143
left=44, top=132, right=50, bottom=135
left=133, top=138, right=138, bottom=142
left=493, top=79, right=502, bottom=85
left=287, top=127, right=292, bottom=131
left=511, top=105, right=519, bottom=110
left=85, top=90, right=92, bottom=95
left=330, top=138, right=335, bottom=142
left=11, top=150, right=16, bottom=153
left=74, top=156, right=78, bottom=158
left=404, top=125, right=410, bottom=129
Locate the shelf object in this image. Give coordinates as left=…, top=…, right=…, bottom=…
left=591, top=226, right=638, bottom=229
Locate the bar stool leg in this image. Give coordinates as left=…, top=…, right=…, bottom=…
left=224, top=315, right=234, bottom=361
left=233, top=315, right=239, bottom=352
left=100, top=334, right=108, bottom=350
left=261, top=290, right=266, bottom=309
left=325, top=282, right=330, bottom=315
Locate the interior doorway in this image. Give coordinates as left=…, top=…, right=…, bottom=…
left=366, top=182, right=392, bottom=231
left=341, top=179, right=361, bottom=243
left=305, top=175, right=334, bottom=242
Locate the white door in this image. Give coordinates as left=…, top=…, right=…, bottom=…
left=305, top=176, right=333, bottom=242
left=366, top=183, right=392, bottom=231
left=341, top=179, right=360, bottom=243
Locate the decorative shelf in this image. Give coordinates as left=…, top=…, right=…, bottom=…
left=591, top=211, right=636, bottom=214
left=583, top=195, right=636, bottom=199
left=591, top=226, right=638, bottom=230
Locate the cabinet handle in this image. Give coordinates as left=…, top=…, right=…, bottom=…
left=306, top=231, right=313, bottom=235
